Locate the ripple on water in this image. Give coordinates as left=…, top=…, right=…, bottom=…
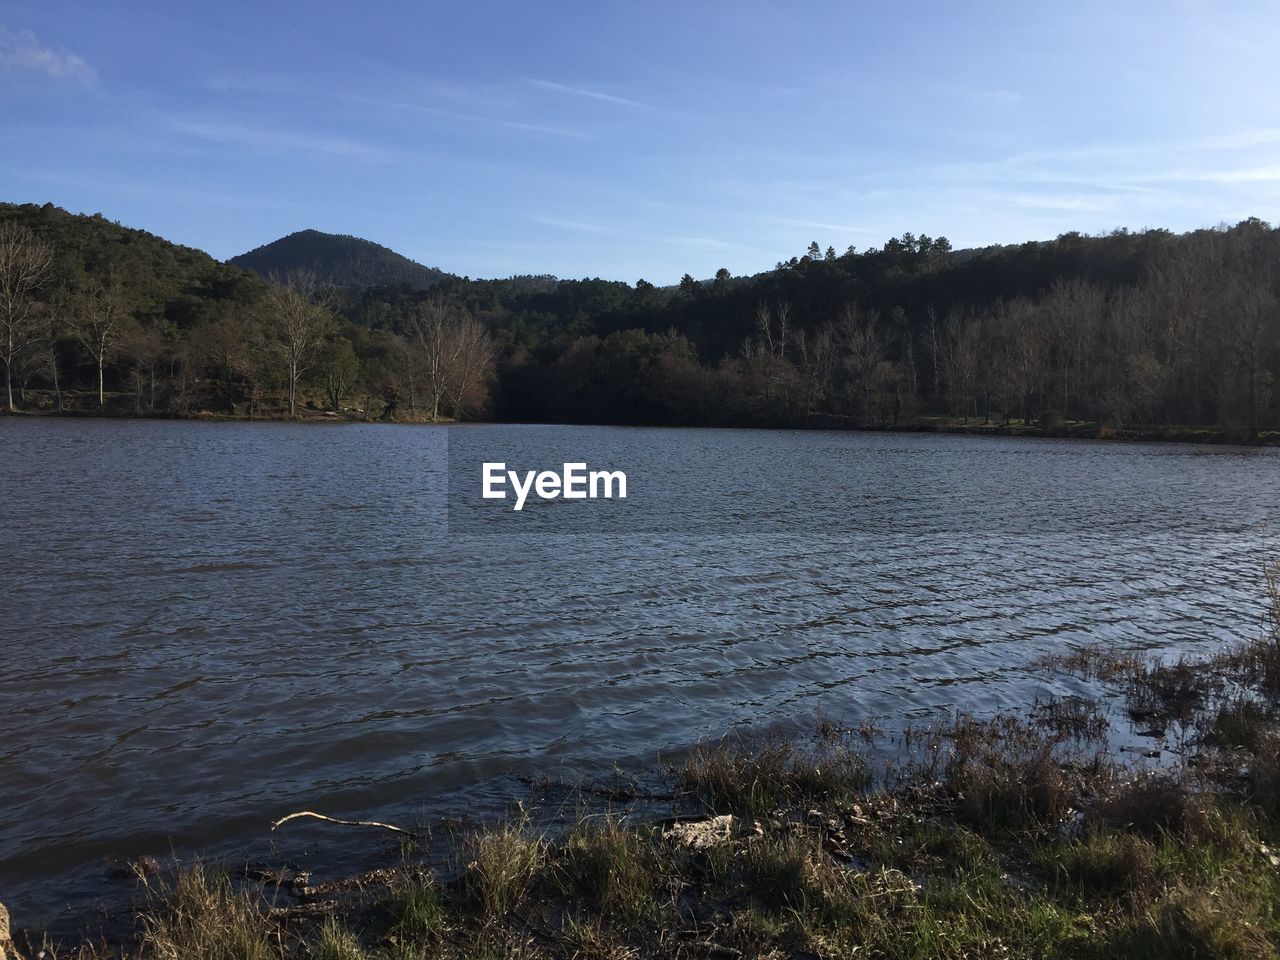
left=0, top=419, right=1277, bottom=930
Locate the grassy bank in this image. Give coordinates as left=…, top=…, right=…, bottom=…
left=16, top=572, right=1280, bottom=960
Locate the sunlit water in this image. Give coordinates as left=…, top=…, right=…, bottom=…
left=2, top=418, right=1277, bottom=931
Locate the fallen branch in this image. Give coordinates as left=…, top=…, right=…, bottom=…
left=270, top=811, right=417, bottom=837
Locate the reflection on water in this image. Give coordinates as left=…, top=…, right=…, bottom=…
left=1, top=418, right=1276, bottom=925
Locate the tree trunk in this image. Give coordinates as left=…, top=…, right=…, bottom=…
left=1249, top=366, right=1259, bottom=442
left=97, top=355, right=105, bottom=406
left=4, top=326, right=13, bottom=412
left=51, top=354, right=62, bottom=412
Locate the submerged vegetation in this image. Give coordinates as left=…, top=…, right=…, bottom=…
left=14, top=569, right=1280, bottom=959
left=2, top=202, right=1280, bottom=440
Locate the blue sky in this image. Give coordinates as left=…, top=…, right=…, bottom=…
left=3, top=1, right=1280, bottom=283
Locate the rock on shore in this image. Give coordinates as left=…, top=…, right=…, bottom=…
left=0, top=901, right=11, bottom=960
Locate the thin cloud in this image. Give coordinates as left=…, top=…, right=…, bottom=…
left=496, top=116, right=591, bottom=138
left=663, top=235, right=762, bottom=254
left=1154, top=165, right=1280, bottom=184
left=1010, top=192, right=1119, bottom=212
left=1200, top=129, right=1280, bottom=150
left=341, top=93, right=591, bottom=140
left=932, top=128, right=1280, bottom=190
left=761, top=216, right=875, bottom=234
left=170, top=119, right=391, bottom=161
left=527, top=78, right=649, bottom=109
left=946, top=84, right=1023, bottom=106
left=0, top=26, right=96, bottom=84
left=527, top=216, right=611, bottom=234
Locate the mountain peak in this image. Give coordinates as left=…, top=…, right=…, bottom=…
left=229, top=229, right=450, bottom=289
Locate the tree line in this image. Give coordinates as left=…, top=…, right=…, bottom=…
left=1, top=201, right=1278, bottom=440
left=0, top=205, right=493, bottom=422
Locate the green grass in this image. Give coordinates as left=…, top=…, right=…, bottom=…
left=555, top=817, right=665, bottom=928
left=385, top=871, right=449, bottom=943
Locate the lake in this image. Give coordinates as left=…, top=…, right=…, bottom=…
left=1, top=418, right=1277, bottom=929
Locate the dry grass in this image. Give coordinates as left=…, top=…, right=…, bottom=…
left=136, top=864, right=281, bottom=960
left=460, top=817, right=545, bottom=923
left=1123, top=885, right=1277, bottom=960
left=934, top=712, right=1103, bottom=830
left=674, top=730, right=870, bottom=816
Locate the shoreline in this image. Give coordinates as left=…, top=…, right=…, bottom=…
left=11, top=571, right=1280, bottom=960
left=5, top=407, right=1278, bottom=450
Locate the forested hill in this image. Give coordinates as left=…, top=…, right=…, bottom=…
left=230, top=229, right=450, bottom=289
left=0, top=201, right=262, bottom=325
left=2, top=200, right=1278, bottom=442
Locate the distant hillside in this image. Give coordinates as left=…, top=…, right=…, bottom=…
left=230, top=229, right=450, bottom=289
left=0, top=201, right=264, bottom=328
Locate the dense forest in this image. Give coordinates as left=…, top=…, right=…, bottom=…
left=1, top=200, right=1278, bottom=441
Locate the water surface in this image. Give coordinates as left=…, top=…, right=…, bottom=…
left=1, top=419, right=1276, bottom=927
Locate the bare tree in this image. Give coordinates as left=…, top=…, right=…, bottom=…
left=989, top=298, right=1047, bottom=424
left=319, top=337, right=359, bottom=412
left=397, top=336, right=418, bottom=420
left=925, top=304, right=943, bottom=404
left=1041, top=279, right=1104, bottom=422
left=267, top=270, right=332, bottom=417
left=447, top=315, right=493, bottom=419
left=0, top=221, right=53, bottom=411
left=70, top=268, right=131, bottom=407
left=192, top=306, right=272, bottom=417
left=794, top=323, right=834, bottom=419
left=757, top=300, right=790, bottom=360
left=1216, top=224, right=1280, bottom=440
left=36, top=289, right=70, bottom=412
left=837, top=302, right=882, bottom=422
left=942, top=308, right=980, bottom=421
left=408, top=298, right=454, bottom=421
left=746, top=300, right=792, bottom=409
left=124, top=320, right=166, bottom=414
left=407, top=297, right=491, bottom=421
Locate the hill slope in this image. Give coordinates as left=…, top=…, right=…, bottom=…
left=0, top=201, right=264, bottom=328
left=230, top=229, right=449, bottom=289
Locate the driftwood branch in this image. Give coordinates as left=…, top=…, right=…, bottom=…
left=270, top=811, right=417, bottom=837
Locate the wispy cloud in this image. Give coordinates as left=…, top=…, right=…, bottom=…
left=1200, top=128, right=1280, bottom=150
left=760, top=216, right=875, bottom=234
left=527, top=78, right=649, bottom=109
left=527, top=216, right=610, bottom=234
left=1010, top=192, right=1119, bottom=212
left=0, top=26, right=96, bottom=84
left=1155, top=164, right=1280, bottom=184
left=169, top=119, right=390, bottom=160
left=663, top=235, right=762, bottom=254
left=919, top=128, right=1280, bottom=197
left=946, top=84, right=1023, bottom=106
left=203, top=70, right=304, bottom=96
left=341, top=93, right=591, bottom=139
